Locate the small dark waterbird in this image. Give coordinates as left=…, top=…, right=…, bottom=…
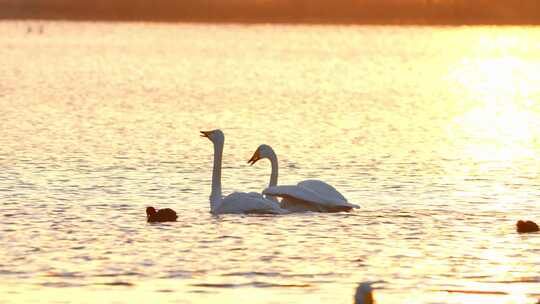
left=354, top=282, right=375, bottom=304
left=516, top=220, right=539, bottom=233
left=146, top=206, right=177, bottom=223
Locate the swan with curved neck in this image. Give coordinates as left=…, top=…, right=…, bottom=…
left=248, top=144, right=279, bottom=202
left=201, top=130, right=285, bottom=215
left=248, top=144, right=359, bottom=212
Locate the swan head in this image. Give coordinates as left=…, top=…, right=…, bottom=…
left=248, top=144, right=274, bottom=165
left=354, top=282, right=374, bottom=304
left=200, top=129, right=224, bottom=145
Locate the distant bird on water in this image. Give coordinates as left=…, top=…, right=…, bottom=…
left=355, top=282, right=375, bottom=304
left=146, top=207, right=177, bottom=222
left=516, top=220, right=539, bottom=233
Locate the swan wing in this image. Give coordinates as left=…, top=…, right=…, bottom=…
left=298, top=180, right=360, bottom=209
left=247, top=191, right=265, bottom=199
left=264, top=184, right=359, bottom=210
left=297, top=179, right=348, bottom=202
left=264, top=185, right=325, bottom=204
left=215, top=192, right=286, bottom=214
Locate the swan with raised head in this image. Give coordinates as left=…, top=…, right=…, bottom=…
left=201, top=130, right=286, bottom=215
left=248, top=144, right=359, bottom=212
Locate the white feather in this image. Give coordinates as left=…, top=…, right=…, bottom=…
left=250, top=144, right=359, bottom=212
left=202, top=130, right=287, bottom=215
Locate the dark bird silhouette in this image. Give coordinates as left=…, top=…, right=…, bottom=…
left=354, top=282, right=375, bottom=304
left=516, top=220, right=539, bottom=233
left=146, top=206, right=177, bottom=223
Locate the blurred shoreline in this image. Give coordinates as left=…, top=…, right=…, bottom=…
left=2, top=16, right=540, bottom=26
left=1, top=0, right=540, bottom=25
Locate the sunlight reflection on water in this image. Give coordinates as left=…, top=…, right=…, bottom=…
left=1, top=22, right=540, bottom=303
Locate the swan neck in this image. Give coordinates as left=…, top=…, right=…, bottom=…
left=210, top=140, right=223, bottom=212
left=268, top=151, right=278, bottom=188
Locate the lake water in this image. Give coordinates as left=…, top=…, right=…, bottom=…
left=1, top=21, right=540, bottom=303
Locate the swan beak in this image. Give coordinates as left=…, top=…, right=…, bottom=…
left=200, top=131, right=210, bottom=138
left=247, top=151, right=260, bottom=166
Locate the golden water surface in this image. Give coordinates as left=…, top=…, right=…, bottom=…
left=1, top=22, right=540, bottom=303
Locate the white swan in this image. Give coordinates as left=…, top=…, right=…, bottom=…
left=201, top=130, right=286, bottom=215
left=248, top=144, right=359, bottom=212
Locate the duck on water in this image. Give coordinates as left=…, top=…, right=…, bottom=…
left=516, top=220, right=539, bottom=233
left=146, top=207, right=177, bottom=222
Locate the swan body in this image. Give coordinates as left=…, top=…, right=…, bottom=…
left=214, top=192, right=284, bottom=214
left=248, top=144, right=359, bottom=212
left=202, top=130, right=286, bottom=215
left=265, top=180, right=359, bottom=212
